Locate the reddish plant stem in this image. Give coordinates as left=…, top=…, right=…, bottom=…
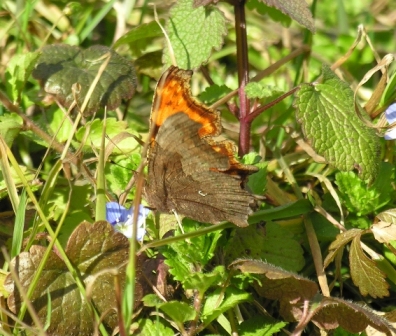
left=233, top=0, right=251, bottom=156
left=247, top=87, right=300, bottom=123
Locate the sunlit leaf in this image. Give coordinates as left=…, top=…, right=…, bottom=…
left=349, top=235, right=389, bottom=298
left=6, top=51, right=41, bottom=103
left=5, top=221, right=145, bottom=335
left=371, top=221, right=396, bottom=244
left=313, top=296, right=395, bottom=335
left=230, top=259, right=318, bottom=304
left=225, top=223, right=304, bottom=272
left=254, top=0, right=315, bottom=32
left=324, top=229, right=362, bottom=269
left=295, top=65, right=381, bottom=183
left=32, top=45, right=136, bottom=115
left=164, top=0, right=227, bottom=69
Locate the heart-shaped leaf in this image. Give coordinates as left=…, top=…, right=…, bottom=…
left=32, top=45, right=136, bottom=115
left=5, top=221, right=145, bottom=336
left=295, top=65, right=381, bottom=183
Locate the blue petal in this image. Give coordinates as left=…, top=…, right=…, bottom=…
left=109, top=203, right=150, bottom=240
left=106, top=202, right=130, bottom=224
left=385, top=103, right=396, bottom=124
left=385, top=128, right=396, bottom=140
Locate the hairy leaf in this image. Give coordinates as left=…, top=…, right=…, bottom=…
left=238, top=315, right=287, bottom=336
left=32, top=45, right=136, bottom=115
left=158, top=301, right=197, bottom=323
left=313, top=297, right=395, bottom=335
left=230, top=259, right=318, bottom=303
left=295, top=65, right=381, bottom=183
left=349, top=235, right=389, bottom=298
left=164, top=0, right=227, bottom=69
left=5, top=221, right=145, bottom=335
left=138, top=318, right=174, bottom=336
left=259, top=0, right=315, bottom=32
left=225, top=223, right=304, bottom=272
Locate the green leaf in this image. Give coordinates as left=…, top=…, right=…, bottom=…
left=349, top=235, right=389, bottom=298
left=75, top=118, right=139, bottom=152
left=5, top=51, right=41, bottom=103
left=164, top=0, right=227, bottom=69
left=158, top=301, right=197, bottom=323
left=255, top=0, right=315, bottom=32
left=198, top=84, right=232, bottom=105
left=32, top=45, right=137, bottom=115
left=5, top=221, right=145, bottom=335
left=335, top=163, right=393, bottom=216
left=162, top=220, right=222, bottom=285
left=246, top=0, right=292, bottom=28
left=238, top=315, right=287, bottom=336
left=201, top=287, right=251, bottom=325
left=113, top=20, right=165, bottom=49
left=244, top=82, right=284, bottom=100
left=138, top=318, right=174, bottom=336
left=183, top=266, right=226, bottom=292
left=295, top=65, right=381, bottom=183
left=0, top=113, right=23, bottom=147
left=225, top=222, right=305, bottom=273
left=243, top=153, right=267, bottom=195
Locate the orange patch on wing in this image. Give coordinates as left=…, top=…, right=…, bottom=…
left=151, top=66, right=221, bottom=139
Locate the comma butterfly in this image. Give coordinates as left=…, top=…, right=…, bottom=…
left=145, top=66, right=257, bottom=227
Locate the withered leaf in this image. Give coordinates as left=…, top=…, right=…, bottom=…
left=371, top=221, right=396, bottom=244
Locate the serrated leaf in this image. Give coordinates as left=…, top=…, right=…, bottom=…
left=198, top=84, right=232, bottom=105
left=295, top=65, right=381, bottom=183
left=258, top=0, right=315, bottom=32
left=5, top=221, right=145, bottom=335
left=238, top=315, right=287, bottom=336
left=324, top=229, right=362, bottom=268
left=247, top=0, right=291, bottom=27
left=244, top=82, right=284, bottom=100
left=201, top=287, right=251, bottom=325
left=313, top=296, right=395, bottom=335
left=349, top=235, right=389, bottom=298
left=32, top=45, right=136, bottom=115
left=335, top=163, right=393, bottom=216
left=164, top=0, right=227, bottom=69
left=183, top=266, right=226, bottom=292
left=159, top=301, right=197, bottom=323
left=113, top=20, right=165, bottom=49
left=230, top=259, right=318, bottom=302
left=5, top=51, right=41, bottom=103
left=225, top=223, right=305, bottom=272
left=0, top=113, right=23, bottom=147
left=162, top=220, right=222, bottom=285
left=138, top=318, right=175, bottom=336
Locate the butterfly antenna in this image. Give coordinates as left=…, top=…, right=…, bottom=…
left=153, top=4, right=177, bottom=67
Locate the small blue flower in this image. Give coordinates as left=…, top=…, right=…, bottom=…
left=385, top=103, right=396, bottom=140
left=106, top=202, right=149, bottom=240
